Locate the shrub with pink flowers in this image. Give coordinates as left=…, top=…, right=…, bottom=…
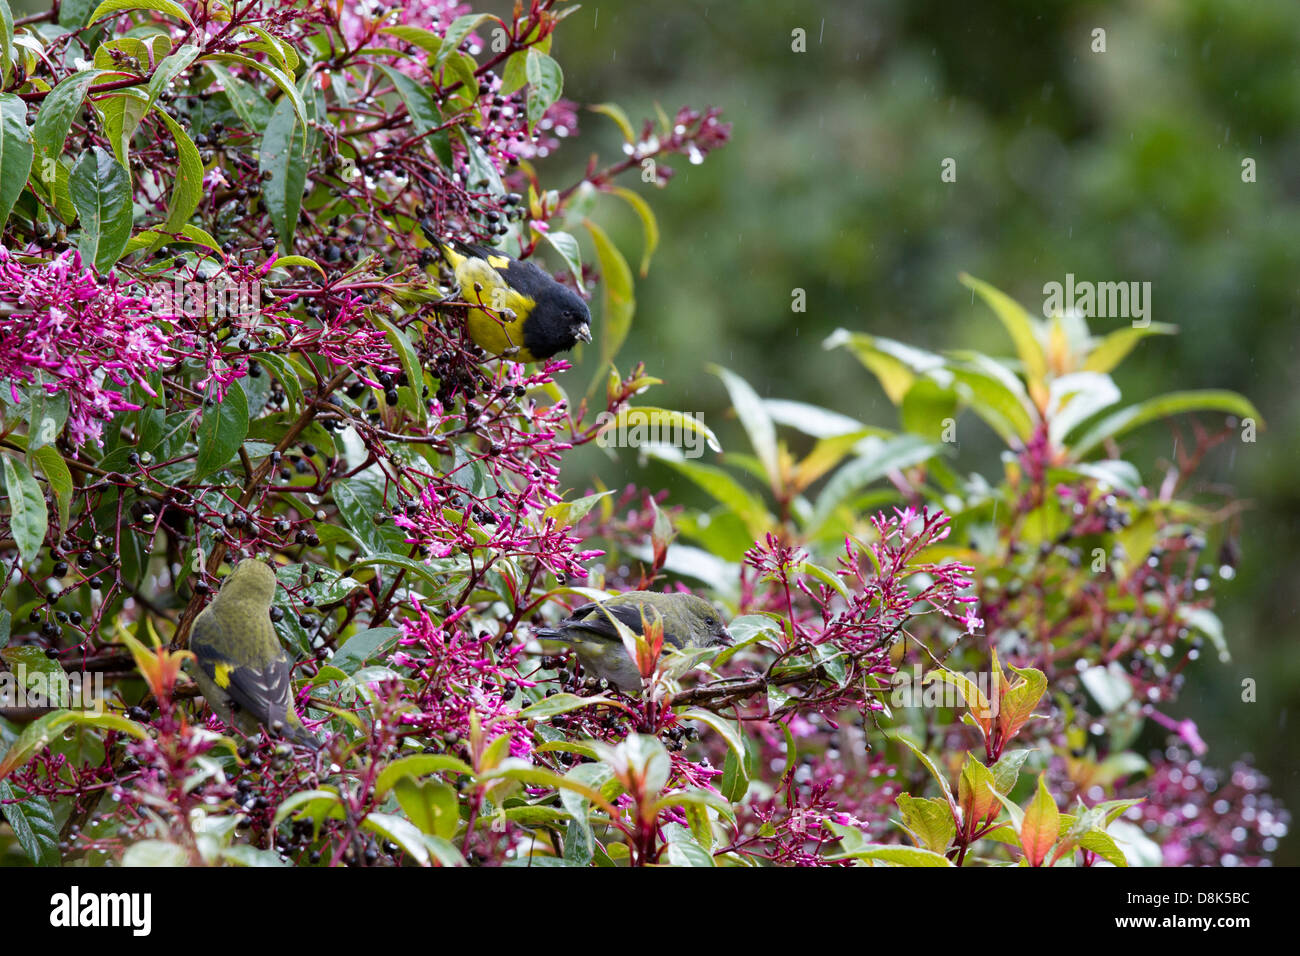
left=0, top=0, right=1283, bottom=868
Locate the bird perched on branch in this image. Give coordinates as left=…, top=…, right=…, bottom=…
left=188, top=559, right=321, bottom=749
left=535, top=591, right=732, bottom=694
left=423, top=223, right=592, bottom=362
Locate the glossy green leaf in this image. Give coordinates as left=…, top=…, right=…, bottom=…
left=0, top=781, right=59, bottom=866
left=1, top=454, right=46, bottom=566
left=70, top=146, right=132, bottom=270
left=584, top=216, right=635, bottom=386
left=525, top=49, right=563, bottom=127
left=1072, top=390, right=1264, bottom=458
left=193, top=381, right=248, bottom=483
left=88, top=0, right=194, bottom=26
left=0, top=93, right=33, bottom=228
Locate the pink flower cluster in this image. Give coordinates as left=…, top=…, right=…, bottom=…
left=393, top=601, right=529, bottom=757
left=0, top=248, right=177, bottom=447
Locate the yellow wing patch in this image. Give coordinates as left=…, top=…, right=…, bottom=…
left=214, top=662, right=233, bottom=688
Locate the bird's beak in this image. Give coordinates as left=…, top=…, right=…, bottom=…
left=575, top=322, right=592, bottom=344
left=717, top=625, right=733, bottom=647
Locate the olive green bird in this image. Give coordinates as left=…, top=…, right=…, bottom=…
left=423, top=223, right=592, bottom=362
left=188, top=559, right=320, bottom=749
left=536, top=591, right=732, bottom=694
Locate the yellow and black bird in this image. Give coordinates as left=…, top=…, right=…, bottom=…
left=188, top=559, right=321, bottom=749
left=535, top=591, right=732, bottom=694
left=425, top=226, right=593, bottom=362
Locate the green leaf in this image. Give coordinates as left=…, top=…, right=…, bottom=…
left=515, top=693, right=616, bottom=720
left=376, top=64, right=440, bottom=136
left=825, top=820, right=953, bottom=865
left=394, top=777, right=459, bottom=840
left=432, top=13, right=491, bottom=68
left=151, top=109, right=203, bottom=250
left=599, top=406, right=722, bottom=455
left=991, top=749, right=1032, bottom=794
left=0, top=0, right=11, bottom=85
left=70, top=146, right=133, bottom=271
left=87, top=0, right=194, bottom=26
left=541, top=229, right=584, bottom=287
left=374, top=754, right=473, bottom=797
left=663, top=822, right=715, bottom=867
left=371, top=313, right=423, bottom=422
left=0, top=93, right=33, bottom=229
left=709, top=365, right=778, bottom=489
left=589, top=102, right=635, bottom=141
left=608, top=186, right=659, bottom=276
left=332, top=474, right=407, bottom=555
left=379, top=24, right=443, bottom=54
left=895, top=793, right=956, bottom=854
left=272, top=787, right=344, bottom=828
left=679, top=709, right=746, bottom=765
left=0, top=709, right=149, bottom=781
left=1077, top=826, right=1128, bottom=867
left=584, top=217, right=635, bottom=387
left=559, top=761, right=610, bottom=866
left=206, top=63, right=273, bottom=133
left=0, top=780, right=59, bottom=866
left=1083, top=323, right=1178, bottom=375
left=220, top=845, right=290, bottom=867
left=1072, top=390, right=1264, bottom=459
left=948, top=363, right=1036, bottom=445
left=351, top=553, right=463, bottom=599
left=719, top=745, right=749, bottom=802
left=899, top=375, right=958, bottom=441
left=524, top=50, right=563, bottom=128
left=1048, top=371, right=1121, bottom=447
left=362, top=812, right=431, bottom=866
left=259, top=91, right=309, bottom=252
left=959, top=274, right=1048, bottom=392
left=894, top=735, right=957, bottom=818
left=1019, top=773, right=1060, bottom=867
left=207, top=53, right=305, bottom=131
left=765, top=398, right=870, bottom=439
left=543, top=489, right=615, bottom=529
left=122, top=839, right=190, bottom=866
left=145, top=43, right=200, bottom=114
left=31, top=71, right=103, bottom=164
left=193, top=381, right=248, bottom=483
left=22, top=385, right=69, bottom=454
left=825, top=329, right=943, bottom=404
left=1, top=454, right=46, bottom=566
left=268, top=254, right=326, bottom=277
left=331, top=626, right=400, bottom=674
left=459, top=127, right=503, bottom=195
left=96, top=89, right=150, bottom=168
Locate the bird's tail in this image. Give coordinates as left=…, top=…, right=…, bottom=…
left=417, top=219, right=475, bottom=269
left=282, top=721, right=323, bottom=751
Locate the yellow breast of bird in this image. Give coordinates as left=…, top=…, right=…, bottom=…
left=453, top=255, right=539, bottom=360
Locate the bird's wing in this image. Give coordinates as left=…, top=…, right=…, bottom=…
left=190, top=616, right=296, bottom=726
left=557, top=602, right=688, bottom=649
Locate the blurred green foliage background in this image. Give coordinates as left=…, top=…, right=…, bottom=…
left=532, top=0, right=1298, bottom=861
